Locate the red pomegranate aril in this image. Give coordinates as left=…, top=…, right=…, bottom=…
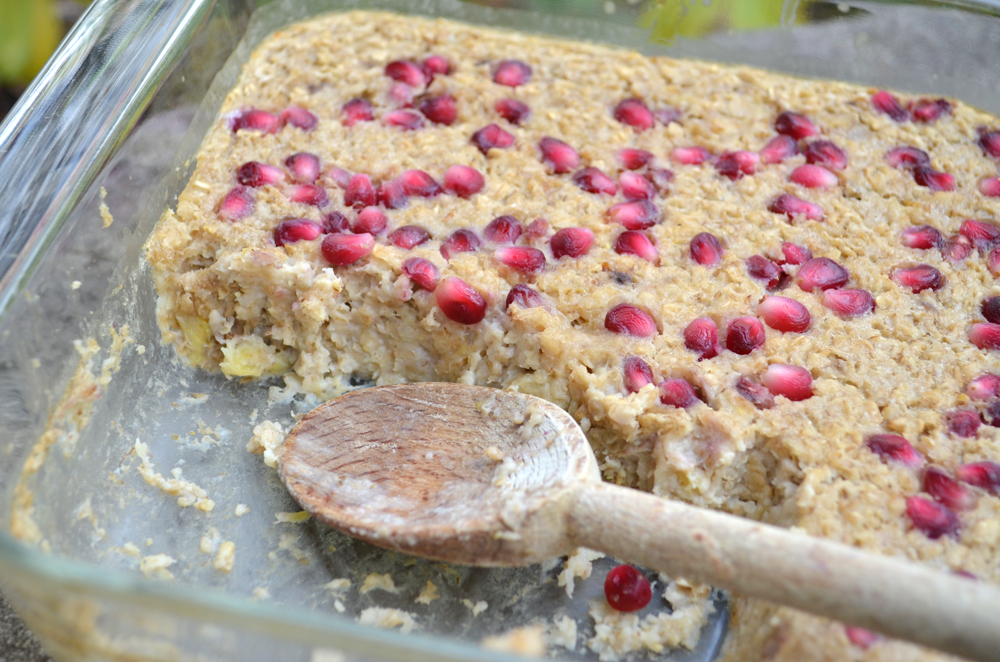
left=943, top=234, right=973, bottom=262
left=352, top=207, right=388, bottom=235
left=885, top=146, right=930, bottom=169
left=506, top=284, right=544, bottom=310
left=604, top=565, right=652, bottom=613
left=443, top=165, right=485, bottom=198
left=944, top=410, right=981, bottom=441
left=979, top=177, right=1000, bottom=197
left=768, top=194, right=824, bottom=222
left=573, top=167, right=618, bottom=195
left=236, top=161, right=285, bottom=188
left=526, top=218, right=549, bottom=238
left=288, top=184, right=328, bottom=207
left=966, top=374, right=1000, bottom=400
left=321, top=232, right=374, bottom=265
left=551, top=227, right=594, bottom=258
left=230, top=108, right=279, bottom=133
left=401, top=257, right=439, bottom=291
left=539, top=137, right=580, bottom=173
left=758, top=296, right=810, bottom=333
left=872, top=90, right=909, bottom=122
left=970, top=322, right=1000, bottom=349
left=327, top=166, right=352, bottom=189
left=608, top=200, right=660, bottom=230
left=690, top=232, right=724, bottom=266
left=866, top=434, right=925, bottom=468
left=761, top=364, right=813, bottom=401
left=419, top=94, right=457, bottom=125
left=605, top=304, right=657, bottom=337
left=440, top=228, right=481, bottom=260
left=285, top=152, right=321, bottom=183
left=891, top=265, right=943, bottom=293
left=618, top=148, right=654, bottom=170
left=803, top=140, right=848, bottom=171
left=614, top=231, right=658, bottom=262
left=342, top=98, right=374, bottom=126
left=671, top=146, right=711, bottom=165
left=659, top=378, right=700, bottom=408
left=388, top=225, right=430, bottom=249
left=959, top=219, right=1000, bottom=250
left=273, top=218, right=321, bottom=246
left=790, top=164, right=837, bottom=189
left=493, top=60, right=532, bottom=87
left=322, top=211, right=350, bottom=234
left=979, top=127, right=1000, bottom=158
left=781, top=242, right=813, bottom=265
left=619, top=172, right=656, bottom=201
left=955, top=462, right=1000, bottom=494
left=822, top=289, right=876, bottom=316
left=983, top=296, right=1000, bottom=323
left=384, top=110, right=424, bottom=130
left=649, top=168, right=674, bottom=191
left=797, top=257, right=849, bottom=292
left=988, top=247, right=1000, bottom=276
left=845, top=627, right=880, bottom=650
left=623, top=356, right=655, bottom=394
left=345, top=174, right=376, bottom=209
left=714, top=150, right=759, bottom=180
left=906, top=496, right=960, bottom=539
left=986, top=400, right=1000, bottom=428
left=385, top=60, right=428, bottom=88
left=423, top=55, right=450, bottom=75
left=684, top=318, right=720, bottom=360
left=759, top=135, right=798, bottom=164
left=388, top=82, right=412, bottom=107
left=727, top=317, right=766, bottom=355
left=900, top=225, right=943, bottom=249
left=913, top=167, right=955, bottom=192
left=495, top=98, right=530, bottom=125
left=494, top=246, right=545, bottom=273
left=735, top=376, right=775, bottom=410
left=911, top=98, right=951, bottom=123
left=376, top=179, right=409, bottom=210
left=279, top=106, right=317, bottom=130
left=746, top=255, right=781, bottom=289
left=613, top=98, right=655, bottom=132
left=436, top=277, right=487, bottom=324
left=399, top=170, right=443, bottom=197
left=472, top=124, right=515, bottom=155
left=483, top=216, right=523, bottom=244
left=774, top=111, right=818, bottom=140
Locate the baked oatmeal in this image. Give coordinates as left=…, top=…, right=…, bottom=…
left=146, top=10, right=1000, bottom=662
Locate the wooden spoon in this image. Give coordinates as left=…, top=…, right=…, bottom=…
left=279, top=383, right=1000, bottom=661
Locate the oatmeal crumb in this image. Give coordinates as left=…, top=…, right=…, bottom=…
left=214, top=541, right=236, bottom=572
left=357, top=607, right=417, bottom=634
left=360, top=572, right=397, bottom=594
left=235, top=503, right=250, bottom=516
left=139, top=553, right=176, bottom=580
left=415, top=580, right=439, bottom=605
left=481, top=625, right=546, bottom=657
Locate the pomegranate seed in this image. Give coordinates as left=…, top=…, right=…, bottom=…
left=671, top=146, right=711, bottom=165
left=605, top=304, right=657, bottom=337
left=911, top=98, right=951, bottom=123
left=342, top=98, right=374, bottom=126
left=619, top=172, right=656, bottom=201
left=623, top=356, right=655, bottom=394
left=437, top=277, right=487, bottom=324
left=604, top=565, right=651, bottom=613
left=322, top=211, right=350, bottom=234
left=683, top=317, right=721, bottom=360
left=943, top=234, right=973, bottom=262
left=659, top=378, right=700, bottom=408
left=399, top=170, right=443, bottom=197
left=803, top=140, right=848, bottom=171
left=423, top=55, right=450, bottom=75
left=539, top=137, right=580, bottom=174
left=726, top=317, right=766, bottom=355
left=494, top=246, right=545, bottom=273
left=757, top=296, right=810, bottom=333
left=959, top=219, right=1000, bottom=250
left=979, top=177, right=1000, bottom=197
left=614, top=231, right=658, bottom=262
left=493, top=60, right=532, bottom=87
left=443, top=165, right=485, bottom=198
left=872, top=90, right=909, bottom=122
left=618, top=148, right=654, bottom=170
left=906, top=496, right=959, bottom=539
left=690, top=232, right=724, bottom=266
left=768, top=194, right=824, bottom=222
left=471, top=124, right=515, bottom=155
left=790, top=164, right=838, bottom=189
left=230, top=108, right=279, bottom=133
left=483, top=216, right=523, bottom=244
left=526, top=218, right=549, bottom=238
left=978, top=127, right=1000, bottom=158
left=440, top=229, right=480, bottom=260
left=551, top=227, right=594, bottom=258
left=327, top=167, right=352, bottom=189
left=912, top=166, right=955, bottom=192
left=986, top=401, right=1000, bottom=428
left=321, top=232, right=374, bottom=265
left=352, top=207, right=388, bottom=235
left=613, top=98, right=655, bottom=132
left=573, top=167, right=617, bottom=195
left=655, top=107, right=682, bottom=125
left=386, top=84, right=410, bottom=106
left=774, top=111, right=818, bottom=140
left=966, top=374, right=1000, bottom=400
left=714, top=151, right=759, bottom=180
left=506, top=284, right=544, bottom=310
left=845, top=627, right=880, bottom=650
left=983, top=296, right=1000, bottom=323
left=891, top=265, right=943, bottom=293
left=273, top=218, right=321, bottom=246
left=210, top=184, right=254, bottom=220
left=376, top=179, right=409, bottom=210
left=649, top=168, right=674, bottom=191
left=383, top=110, right=424, bottom=130
left=761, top=364, right=813, bottom=401
left=385, top=60, right=428, bottom=88
left=495, top=98, right=530, bottom=125
left=735, top=376, right=775, bottom=410
left=900, top=225, right=943, bottom=249
left=388, top=225, right=430, bottom=249
left=988, top=247, right=1000, bottom=276
left=781, top=242, right=813, bottom=265
left=970, top=322, right=1000, bottom=349
left=285, top=152, right=321, bottom=183
left=796, top=257, right=849, bottom=292
left=866, top=434, right=924, bottom=468
left=944, top=410, right=981, bottom=440
left=759, top=135, right=798, bottom=164
left=419, top=94, right=457, bottom=125
left=822, top=289, right=876, bottom=316
left=288, top=184, right=329, bottom=207
left=608, top=200, right=660, bottom=230
left=955, top=462, right=1000, bottom=494
left=885, top=146, right=931, bottom=169
left=236, top=161, right=285, bottom=187
left=401, top=257, right=439, bottom=291
left=279, top=106, right=317, bottom=130
left=746, top=255, right=781, bottom=289
left=342, top=174, right=377, bottom=210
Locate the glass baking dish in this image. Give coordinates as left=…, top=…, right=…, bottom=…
left=2, top=0, right=1000, bottom=660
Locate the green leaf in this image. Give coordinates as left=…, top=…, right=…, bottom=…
left=0, top=0, right=61, bottom=86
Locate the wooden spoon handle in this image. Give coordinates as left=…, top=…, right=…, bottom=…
left=568, top=482, right=1000, bottom=662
